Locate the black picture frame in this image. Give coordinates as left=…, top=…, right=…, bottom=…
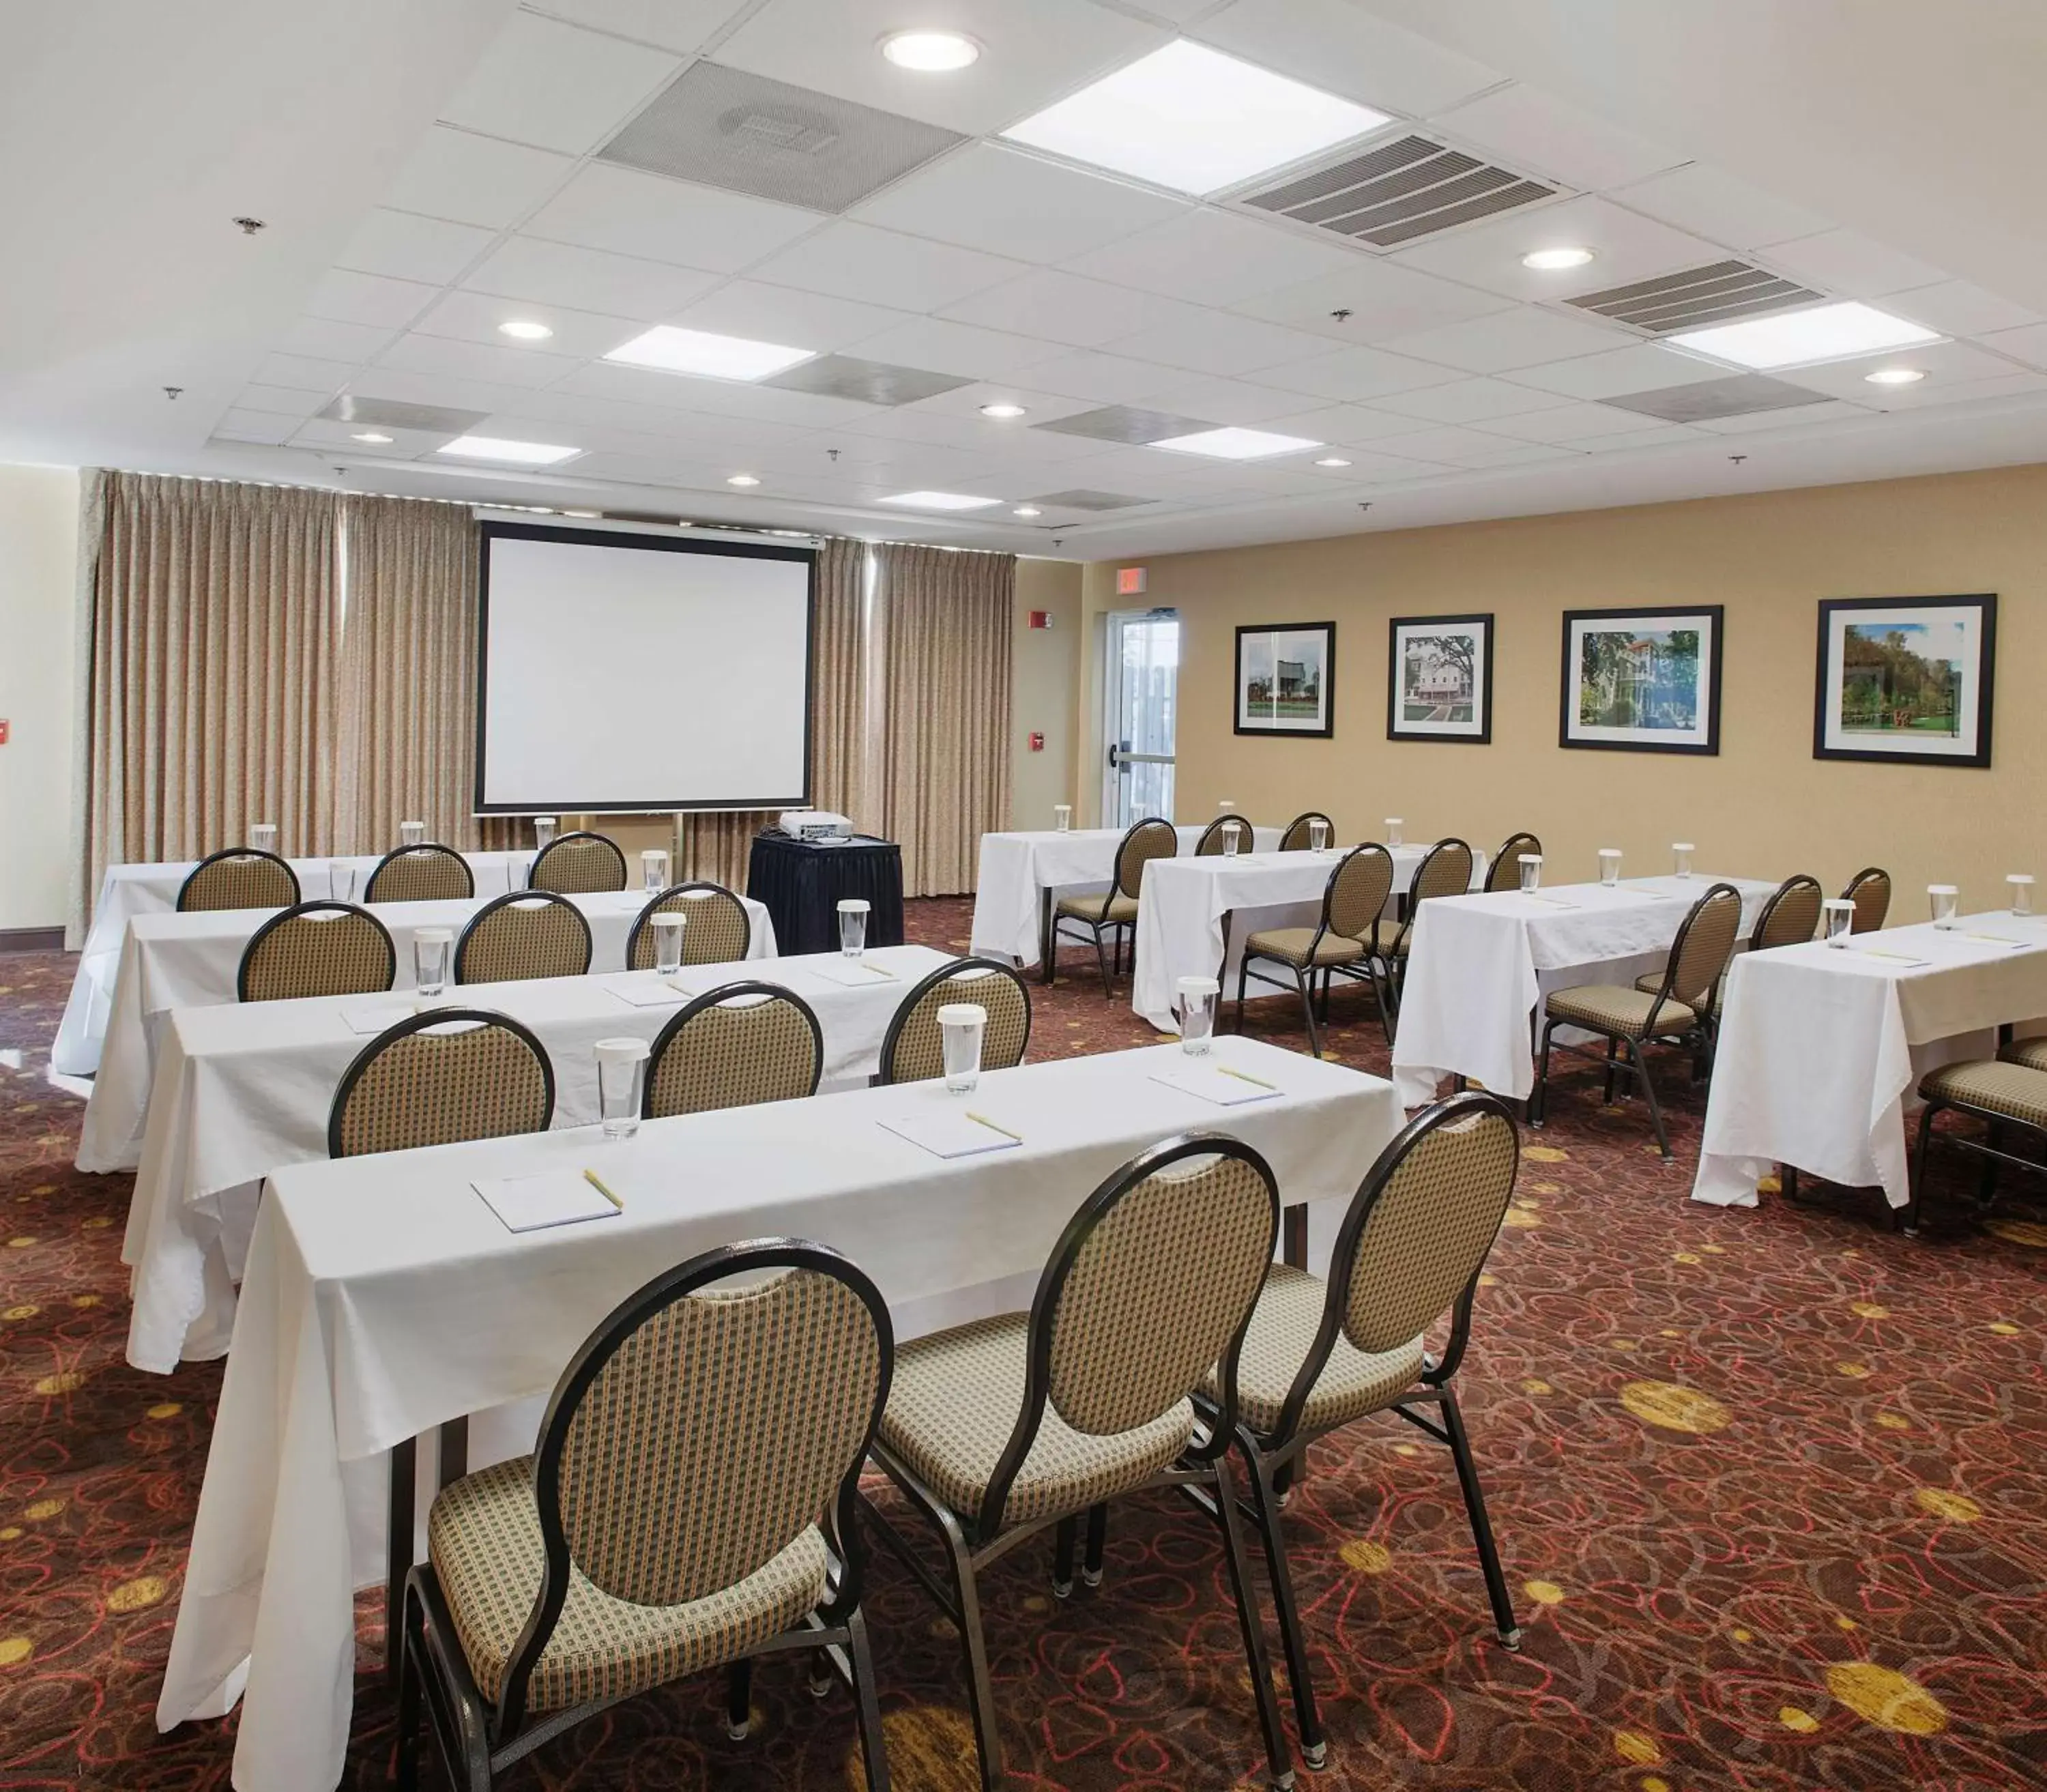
left=1812, top=594, right=1997, bottom=768
left=1234, top=621, right=1336, bottom=738
left=1558, top=603, right=1724, bottom=756
left=1387, top=612, right=1494, bottom=745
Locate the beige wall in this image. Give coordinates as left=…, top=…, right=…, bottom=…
left=0, top=463, right=81, bottom=934
left=1011, top=558, right=1081, bottom=828
left=1081, top=464, right=2047, bottom=904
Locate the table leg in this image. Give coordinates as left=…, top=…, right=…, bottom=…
left=1040, top=887, right=1056, bottom=985
left=1283, top=1204, right=1307, bottom=1269
left=1217, top=911, right=1234, bottom=1028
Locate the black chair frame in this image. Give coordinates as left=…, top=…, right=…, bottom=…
left=875, top=956, right=1033, bottom=1087
left=1841, top=865, right=1891, bottom=934
left=235, top=899, right=396, bottom=1002
left=530, top=829, right=628, bottom=893
left=453, top=889, right=593, bottom=985
left=327, top=1005, right=556, bottom=1162
left=626, top=880, right=751, bottom=969
left=1234, top=843, right=1396, bottom=1056
left=364, top=843, right=476, bottom=904
left=1194, top=814, right=1255, bottom=856
left=1907, top=1080, right=2047, bottom=1239
left=642, top=980, right=825, bottom=1118
left=1483, top=831, right=1543, bottom=894
left=175, top=846, right=300, bottom=912
left=1047, top=816, right=1174, bottom=998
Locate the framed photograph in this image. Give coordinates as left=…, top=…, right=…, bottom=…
left=1235, top=622, right=1335, bottom=737
left=1388, top=613, right=1493, bottom=743
left=1814, top=594, right=1996, bottom=767
left=1560, top=605, right=1723, bottom=755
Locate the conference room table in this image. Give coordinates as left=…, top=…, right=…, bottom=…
left=1391, top=873, right=1779, bottom=1106
left=1693, top=912, right=2047, bottom=1209
left=1131, top=843, right=1482, bottom=1034
left=72, top=886, right=776, bottom=1176
left=970, top=822, right=1281, bottom=972
left=53, top=849, right=535, bottom=1076
left=118, top=943, right=957, bottom=1374
left=156, top=1035, right=1405, bottom=1792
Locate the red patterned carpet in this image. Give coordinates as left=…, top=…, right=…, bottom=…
left=2, top=900, right=2045, bottom=1791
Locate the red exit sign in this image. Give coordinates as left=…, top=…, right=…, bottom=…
left=1116, top=566, right=1147, bottom=596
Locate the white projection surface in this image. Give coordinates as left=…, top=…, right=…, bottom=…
left=477, top=526, right=814, bottom=812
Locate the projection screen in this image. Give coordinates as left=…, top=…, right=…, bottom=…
left=475, top=521, right=815, bottom=813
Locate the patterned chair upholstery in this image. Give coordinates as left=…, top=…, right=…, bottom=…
left=876, top=958, right=1032, bottom=1086
left=530, top=830, right=628, bottom=895
left=1842, top=866, right=1891, bottom=934
left=626, top=883, right=751, bottom=970
left=364, top=843, right=475, bottom=904
left=177, top=848, right=300, bottom=913
left=1634, top=873, right=1820, bottom=1015
left=1278, top=811, right=1335, bottom=852
left=328, top=1009, right=554, bottom=1159
left=1237, top=843, right=1396, bottom=1054
left=1051, top=817, right=1176, bottom=997
left=237, top=901, right=396, bottom=1002
left=1483, top=832, right=1542, bottom=894
left=1998, top=1037, right=2047, bottom=1074
left=397, top=1241, right=893, bottom=1791
left=1372, top=838, right=1475, bottom=960
left=1909, top=1056, right=2047, bottom=1236
left=454, top=892, right=593, bottom=985
left=644, top=985, right=823, bottom=1118
left=1195, top=815, right=1254, bottom=856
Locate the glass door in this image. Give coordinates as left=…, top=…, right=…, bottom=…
left=1103, top=608, right=1178, bottom=826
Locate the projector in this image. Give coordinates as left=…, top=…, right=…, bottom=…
left=777, top=810, right=852, bottom=841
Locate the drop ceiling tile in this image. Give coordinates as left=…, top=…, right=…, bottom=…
left=1846, top=370, right=2047, bottom=410
left=1507, top=342, right=1726, bottom=400
left=1883, top=280, right=2042, bottom=340
left=1608, top=164, right=1832, bottom=252
left=558, top=450, right=717, bottom=484
left=1580, top=422, right=1708, bottom=452
left=1374, top=377, right=1574, bottom=424
left=839, top=316, right=1064, bottom=379
left=524, top=164, right=817, bottom=273
left=336, top=209, right=497, bottom=285
left=1064, top=210, right=1362, bottom=308
left=1767, top=338, right=2029, bottom=399
left=830, top=406, right=1111, bottom=457
left=253, top=352, right=359, bottom=392
left=1286, top=445, right=1455, bottom=480
left=1118, top=375, right=1322, bottom=424
left=383, top=127, right=577, bottom=231
left=763, top=355, right=974, bottom=405
left=1253, top=343, right=1466, bottom=401
left=746, top=222, right=1027, bottom=313
left=848, top=143, right=1189, bottom=265
left=1252, top=403, right=1444, bottom=445
left=1101, top=309, right=1339, bottom=377
left=1192, top=0, right=1505, bottom=115
left=306, top=269, right=442, bottom=330
left=1431, top=83, right=1685, bottom=191
left=1375, top=307, right=1627, bottom=373
left=669, top=280, right=917, bottom=351
left=374, top=332, right=581, bottom=389
left=279, top=317, right=396, bottom=363
left=461, top=237, right=723, bottom=318
left=334, top=370, right=556, bottom=422
left=235, top=384, right=336, bottom=418
left=1479, top=400, right=1681, bottom=443
left=438, top=12, right=683, bottom=155
left=413, top=289, right=641, bottom=359
left=1017, top=351, right=1181, bottom=406
left=1761, top=229, right=1949, bottom=300
left=552, top=358, right=882, bottom=427
left=511, top=386, right=814, bottom=449
left=1976, top=323, right=2047, bottom=370
left=521, top=0, right=740, bottom=55
left=290, top=417, right=463, bottom=455
left=897, top=382, right=1104, bottom=426
left=212, top=410, right=296, bottom=446
left=1689, top=398, right=1866, bottom=433
left=1389, top=195, right=1730, bottom=303
left=1368, top=423, right=1584, bottom=467
left=936, top=270, right=1195, bottom=347
left=1229, top=260, right=1515, bottom=343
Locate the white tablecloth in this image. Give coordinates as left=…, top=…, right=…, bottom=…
left=1131, top=846, right=1479, bottom=1032
left=53, top=852, right=534, bottom=1076
left=74, top=890, right=775, bottom=1175
left=119, top=944, right=955, bottom=1374
left=157, top=1035, right=1404, bottom=1792
left=1391, top=874, right=1779, bottom=1105
left=1693, top=914, right=2047, bottom=1208
left=969, top=824, right=1280, bottom=966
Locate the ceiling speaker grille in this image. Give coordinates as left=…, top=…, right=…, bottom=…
left=1566, top=260, right=1825, bottom=334
left=1241, top=133, right=1555, bottom=248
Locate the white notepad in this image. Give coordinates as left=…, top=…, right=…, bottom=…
left=1150, top=1064, right=1283, bottom=1106
left=810, top=957, right=899, bottom=987
left=607, top=976, right=694, bottom=1008
left=473, top=1169, right=622, bottom=1234
left=1517, top=895, right=1580, bottom=910
left=338, top=999, right=417, bottom=1035
left=1844, top=948, right=1930, bottom=969
left=877, top=1111, right=1021, bottom=1159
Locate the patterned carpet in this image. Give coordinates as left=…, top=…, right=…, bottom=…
left=2, top=899, right=2044, bottom=1791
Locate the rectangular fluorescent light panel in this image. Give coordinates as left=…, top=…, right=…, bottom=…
left=435, top=436, right=581, bottom=465
left=1666, top=302, right=1942, bottom=370
left=879, top=491, right=1004, bottom=510
left=604, top=325, right=817, bottom=381
left=1001, top=40, right=1391, bottom=197
left=1149, top=427, right=1322, bottom=461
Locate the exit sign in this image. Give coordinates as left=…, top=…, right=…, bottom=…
left=1116, top=566, right=1147, bottom=596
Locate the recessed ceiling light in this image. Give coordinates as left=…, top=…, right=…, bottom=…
left=880, top=491, right=1004, bottom=511
left=880, top=29, right=980, bottom=72
left=435, top=435, right=580, bottom=465
left=1001, top=40, right=1391, bottom=197
left=1150, top=427, right=1324, bottom=461
left=1013, top=505, right=1042, bottom=518
left=1313, top=456, right=1352, bottom=468
left=497, top=319, right=553, bottom=341
left=605, top=325, right=817, bottom=382
left=980, top=403, right=1028, bottom=419
left=1864, top=366, right=1928, bottom=386
left=727, top=474, right=761, bottom=487
left=1522, top=246, right=1595, bottom=271
left=1668, top=302, right=1942, bottom=371
left=351, top=431, right=394, bottom=444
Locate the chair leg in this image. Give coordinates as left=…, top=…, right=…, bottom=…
left=1601, top=1037, right=1618, bottom=1105
left=1240, top=1440, right=1325, bottom=1770
left=1979, top=1121, right=2003, bottom=1204
left=936, top=1520, right=1004, bottom=1792
left=394, top=1578, right=422, bottom=1792
left=1091, top=925, right=1113, bottom=1000
left=1629, top=1038, right=1672, bottom=1158
left=1316, top=968, right=1331, bottom=1025
left=726, top=1656, right=754, bottom=1740
left=1081, top=1504, right=1107, bottom=1589
left=1236, top=950, right=1253, bottom=1034
left=1210, top=1453, right=1296, bottom=1791
left=1051, top=1514, right=1077, bottom=1599
left=1530, top=1024, right=1555, bottom=1127
left=1438, top=1389, right=1520, bottom=1650
left=386, top=1435, right=416, bottom=1687
left=1371, top=958, right=1396, bottom=1047
left=1906, top=1102, right=1939, bottom=1236
left=846, top=1609, right=893, bottom=1792
left=1294, top=966, right=1322, bottom=1058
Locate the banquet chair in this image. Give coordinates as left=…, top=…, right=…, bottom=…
left=364, top=843, right=475, bottom=904
left=396, top=1239, right=895, bottom=1792
left=1483, top=832, right=1543, bottom=893
left=1195, top=814, right=1255, bottom=856
left=176, top=847, right=300, bottom=912
left=530, top=830, right=628, bottom=894
left=861, top=1134, right=1294, bottom=1792
left=1370, top=837, right=1476, bottom=1028
left=454, top=891, right=594, bottom=985
left=1908, top=1058, right=2047, bottom=1237
left=1279, top=811, right=1335, bottom=852
left=875, top=957, right=1032, bottom=1086
left=626, top=881, right=751, bottom=968
left=1235, top=843, right=1395, bottom=1056
left=1049, top=816, right=1176, bottom=998
left=1200, top=1093, right=1522, bottom=1772
left=1634, top=873, right=1822, bottom=1042
left=1842, top=865, right=1891, bottom=934
left=1533, top=881, right=1743, bottom=1157
left=644, top=983, right=823, bottom=1118
left=236, top=901, right=396, bottom=1002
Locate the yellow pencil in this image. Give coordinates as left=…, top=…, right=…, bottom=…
left=583, top=1168, right=624, bottom=1210
left=966, top=1111, right=1023, bottom=1142
left=1215, top=1063, right=1279, bottom=1090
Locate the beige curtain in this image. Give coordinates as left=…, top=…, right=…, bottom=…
left=873, top=543, right=1015, bottom=897
left=83, top=473, right=342, bottom=905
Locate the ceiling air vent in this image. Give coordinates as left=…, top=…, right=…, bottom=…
left=1240, top=134, right=1554, bottom=248
left=761, top=356, right=972, bottom=406
left=1566, top=260, right=1825, bottom=334
left=1032, top=406, right=1219, bottom=446
left=1599, top=373, right=1831, bottom=424
left=1024, top=490, right=1154, bottom=512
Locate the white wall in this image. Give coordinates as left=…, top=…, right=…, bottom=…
left=0, top=464, right=81, bottom=934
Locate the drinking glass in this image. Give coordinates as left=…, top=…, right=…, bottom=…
left=1823, top=898, right=1856, bottom=946
left=1384, top=818, right=1404, bottom=848
left=939, top=1003, right=986, bottom=1095
left=839, top=897, right=869, bottom=959
left=652, top=912, right=685, bottom=977
left=1520, top=855, right=1543, bottom=893
left=249, top=822, right=278, bottom=854
left=400, top=820, right=426, bottom=849
left=533, top=815, right=558, bottom=850
left=641, top=849, right=669, bottom=893
left=1053, top=805, right=1072, bottom=833
left=1672, top=843, right=1695, bottom=880
left=1598, top=849, right=1622, bottom=887
left=2009, top=874, right=2035, bottom=918
left=1928, top=884, right=1959, bottom=929
left=1221, top=821, right=1243, bottom=858
left=329, top=860, right=355, bottom=902
left=1309, top=818, right=1330, bottom=854
left=413, top=927, right=452, bottom=997
left=1176, top=976, right=1219, bottom=1055
left=1217, top=798, right=1236, bottom=814
left=594, top=1037, right=648, bottom=1140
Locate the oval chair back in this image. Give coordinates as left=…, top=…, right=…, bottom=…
left=643, top=983, right=823, bottom=1118
left=531, top=830, right=627, bottom=895
left=237, top=901, right=396, bottom=1002
left=876, top=957, right=1032, bottom=1086
left=1195, top=815, right=1254, bottom=856
left=1384, top=837, right=1473, bottom=957
left=1112, top=817, right=1178, bottom=902
left=1842, top=866, right=1891, bottom=934
left=364, top=843, right=474, bottom=904
left=177, top=848, right=300, bottom=912
left=453, top=891, right=593, bottom=985
left=328, top=1009, right=554, bottom=1158
left=1754, top=874, right=1824, bottom=951
left=1483, top=832, right=1542, bottom=893
left=1323, top=843, right=1395, bottom=945
left=1652, top=881, right=1744, bottom=1020
left=626, top=882, right=751, bottom=969
left=1279, top=811, right=1334, bottom=852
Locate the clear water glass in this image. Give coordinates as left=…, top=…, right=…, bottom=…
left=1053, top=805, right=1072, bottom=833
left=1672, top=843, right=1695, bottom=880
left=1176, top=976, right=1219, bottom=1055
left=1384, top=818, right=1403, bottom=848
left=641, top=849, right=669, bottom=893
left=594, top=1037, right=648, bottom=1140
left=2009, top=874, right=2035, bottom=917
left=1928, top=884, right=1959, bottom=929
left=1520, top=855, right=1543, bottom=893
left=400, top=820, right=426, bottom=848
left=413, top=927, right=452, bottom=997
left=1221, top=821, right=1243, bottom=857
left=652, top=912, right=685, bottom=976
left=1598, top=849, right=1622, bottom=888
left=534, top=815, right=558, bottom=850
left=1217, top=798, right=1236, bottom=814
left=939, top=1003, right=986, bottom=1095
left=329, top=860, right=355, bottom=902
left=1309, top=818, right=1330, bottom=854
left=839, top=897, right=869, bottom=959
left=1823, top=898, right=1856, bottom=946
left=249, top=822, right=278, bottom=854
